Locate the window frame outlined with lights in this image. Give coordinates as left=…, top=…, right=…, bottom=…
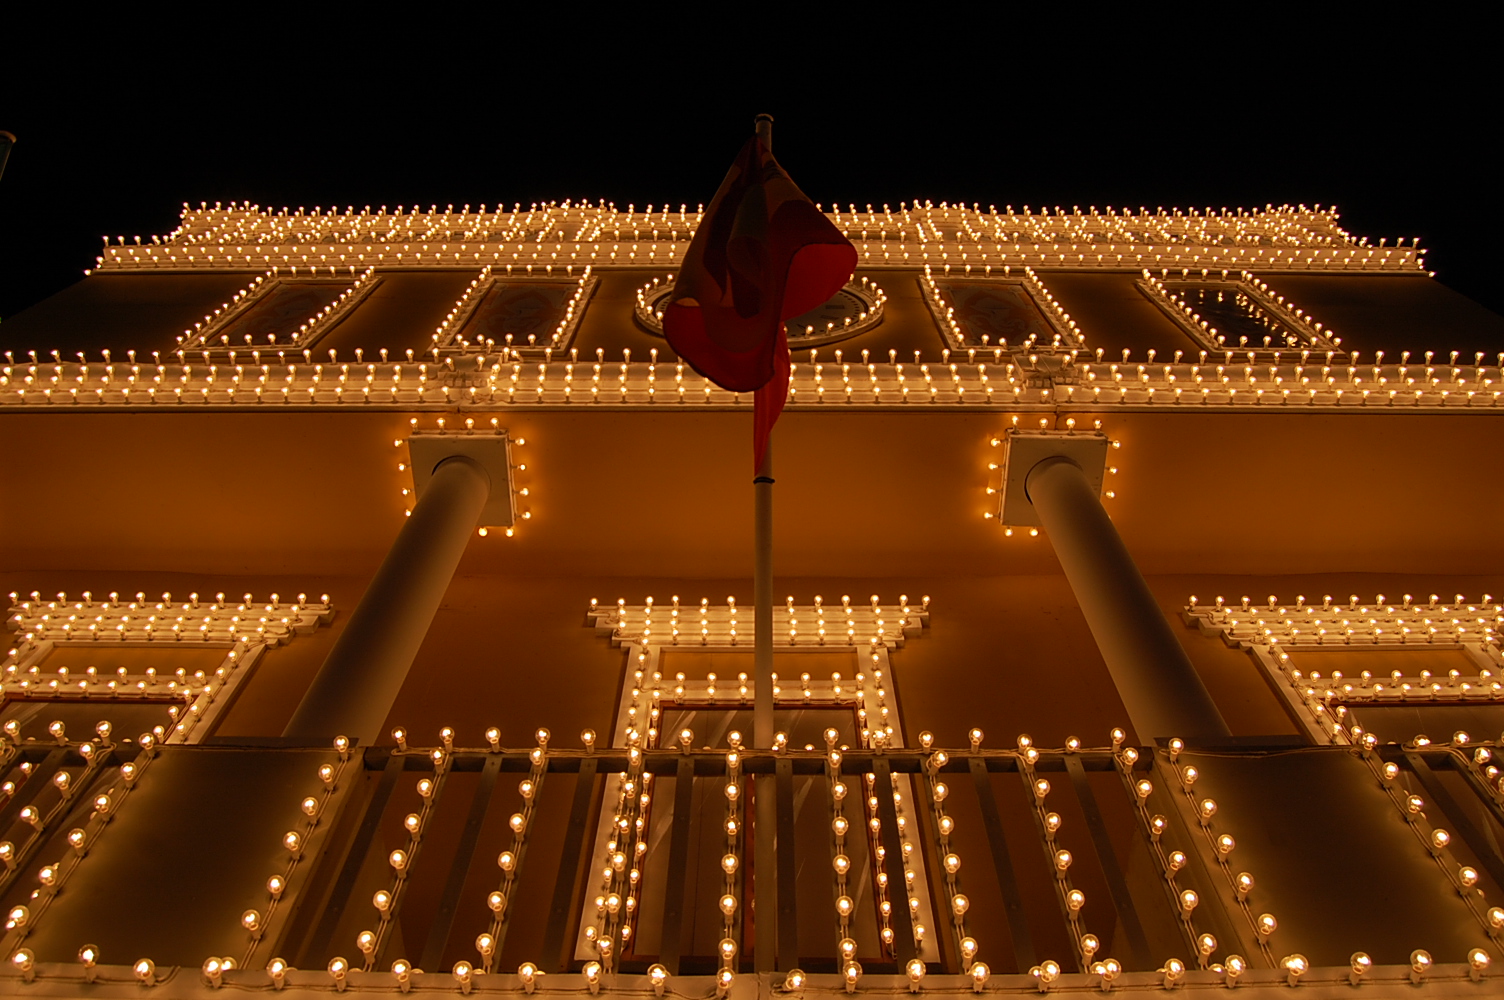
left=575, top=595, right=942, bottom=971
left=1137, top=271, right=1343, bottom=360
left=430, top=266, right=600, bottom=361
left=1182, top=592, right=1504, bottom=746
left=3, top=590, right=334, bottom=746
left=919, top=268, right=1083, bottom=353
left=176, top=268, right=381, bottom=354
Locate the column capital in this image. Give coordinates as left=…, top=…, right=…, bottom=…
left=997, top=428, right=1109, bottom=527
left=408, top=429, right=515, bottom=529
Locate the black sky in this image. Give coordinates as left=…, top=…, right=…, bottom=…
left=2, top=15, right=1498, bottom=321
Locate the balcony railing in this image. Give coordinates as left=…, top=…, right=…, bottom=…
left=0, top=732, right=1500, bottom=995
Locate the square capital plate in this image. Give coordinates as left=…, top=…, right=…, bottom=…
left=998, top=429, right=1109, bottom=527
left=408, top=430, right=516, bottom=528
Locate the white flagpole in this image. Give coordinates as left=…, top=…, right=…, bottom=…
left=752, top=112, right=779, bottom=972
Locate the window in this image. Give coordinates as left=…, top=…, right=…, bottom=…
left=577, top=597, right=940, bottom=972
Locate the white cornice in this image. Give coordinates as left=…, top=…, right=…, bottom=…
left=2, top=355, right=1497, bottom=413
left=89, top=201, right=1427, bottom=275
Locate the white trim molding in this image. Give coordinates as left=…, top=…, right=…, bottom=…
left=91, top=201, right=1429, bottom=276
left=579, top=594, right=938, bottom=966
left=1183, top=592, right=1503, bottom=746
left=4, top=589, right=334, bottom=745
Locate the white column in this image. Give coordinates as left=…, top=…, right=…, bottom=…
left=283, top=455, right=490, bottom=743
left=1026, top=456, right=1230, bottom=740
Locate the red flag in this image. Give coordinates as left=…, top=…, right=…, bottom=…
left=663, top=137, right=856, bottom=469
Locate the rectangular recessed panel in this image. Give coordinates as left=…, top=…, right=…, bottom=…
left=1418, top=763, right=1504, bottom=906
left=936, top=282, right=1054, bottom=347
left=390, top=768, right=484, bottom=967
left=315, top=758, right=442, bottom=966
left=217, top=281, right=345, bottom=346
left=1163, top=282, right=1309, bottom=351
left=940, top=766, right=1019, bottom=971
left=494, top=769, right=586, bottom=972
left=0, top=752, right=93, bottom=851
left=459, top=284, right=576, bottom=350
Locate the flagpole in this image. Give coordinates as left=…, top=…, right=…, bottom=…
left=666, top=112, right=848, bottom=971
left=752, top=111, right=779, bottom=972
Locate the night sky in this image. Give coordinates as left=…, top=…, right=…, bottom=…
left=2, top=18, right=1498, bottom=323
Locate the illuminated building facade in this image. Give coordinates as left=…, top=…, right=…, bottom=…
left=1, top=196, right=1502, bottom=997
